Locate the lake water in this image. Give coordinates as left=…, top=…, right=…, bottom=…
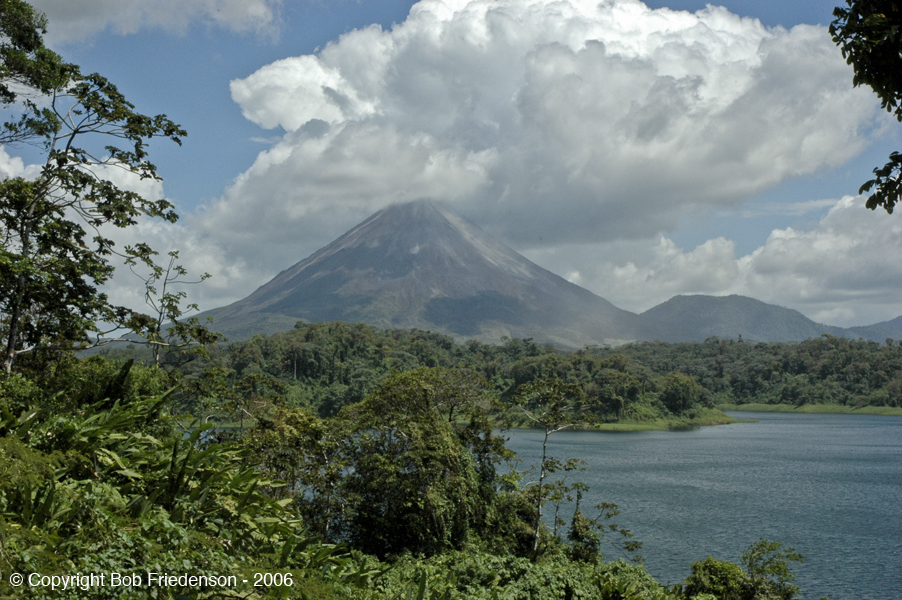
left=502, top=412, right=902, bottom=600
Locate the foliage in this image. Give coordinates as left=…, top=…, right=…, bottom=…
left=0, top=0, right=67, bottom=138
left=183, top=323, right=902, bottom=425
left=604, top=336, right=902, bottom=410
left=349, top=552, right=679, bottom=600
left=659, top=372, right=710, bottom=415
left=0, top=0, right=202, bottom=373
left=740, top=539, right=804, bottom=600
left=831, top=0, right=902, bottom=212
left=0, top=4, right=837, bottom=599
left=190, top=323, right=722, bottom=424
left=123, top=249, right=224, bottom=370
left=683, top=540, right=805, bottom=600
left=684, top=557, right=747, bottom=600
left=513, top=378, right=589, bottom=559
left=0, top=354, right=831, bottom=600
left=189, top=323, right=902, bottom=427
left=243, top=367, right=519, bottom=560
left=238, top=366, right=644, bottom=571
left=0, top=357, right=361, bottom=599
left=240, top=406, right=350, bottom=538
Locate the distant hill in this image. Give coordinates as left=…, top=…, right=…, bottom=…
left=199, top=200, right=690, bottom=348
left=846, top=315, right=902, bottom=343
left=640, top=295, right=850, bottom=342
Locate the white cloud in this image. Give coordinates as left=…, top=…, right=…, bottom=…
left=522, top=235, right=742, bottom=313
left=99, top=217, right=253, bottom=316
left=0, top=146, right=44, bottom=180
left=206, top=0, right=879, bottom=271
left=529, top=195, right=902, bottom=327
left=195, top=120, right=498, bottom=271
left=85, top=166, right=255, bottom=313
left=0, top=147, right=253, bottom=316
left=738, top=196, right=902, bottom=323
left=31, top=0, right=282, bottom=44
left=24, top=0, right=890, bottom=327
left=741, top=198, right=839, bottom=217
left=0, top=147, right=26, bottom=179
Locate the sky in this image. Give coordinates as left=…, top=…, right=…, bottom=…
left=6, top=0, right=902, bottom=328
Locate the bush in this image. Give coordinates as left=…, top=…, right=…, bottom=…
left=0, top=357, right=353, bottom=599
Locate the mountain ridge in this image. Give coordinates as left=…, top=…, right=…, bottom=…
left=199, top=201, right=900, bottom=346
left=640, top=294, right=851, bottom=343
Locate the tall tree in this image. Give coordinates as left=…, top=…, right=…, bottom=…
left=0, top=0, right=187, bottom=372
left=513, top=377, right=586, bottom=559
left=337, top=367, right=506, bottom=558
left=831, top=0, right=902, bottom=212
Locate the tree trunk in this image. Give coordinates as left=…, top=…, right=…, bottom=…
left=532, top=427, right=550, bottom=559
left=3, top=205, right=35, bottom=374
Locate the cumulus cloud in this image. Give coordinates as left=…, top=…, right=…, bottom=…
left=530, top=195, right=902, bottom=327
left=99, top=217, right=253, bottom=317
left=0, top=146, right=253, bottom=316
left=737, top=196, right=902, bottom=324
left=0, top=146, right=44, bottom=181
left=206, top=0, right=879, bottom=273
left=31, top=0, right=282, bottom=44
left=83, top=165, right=256, bottom=314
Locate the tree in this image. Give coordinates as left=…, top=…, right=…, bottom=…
left=124, top=248, right=223, bottom=369
left=684, top=540, right=806, bottom=600
left=0, top=0, right=68, bottom=141
left=513, top=377, right=587, bottom=559
left=831, top=1, right=902, bottom=212
left=741, top=539, right=805, bottom=600
left=240, top=406, right=351, bottom=539
left=590, top=367, right=642, bottom=419
left=659, top=371, right=705, bottom=415
left=0, top=1, right=187, bottom=372
left=336, top=367, right=510, bottom=558
left=684, top=556, right=747, bottom=600
left=513, top=377, right=642, bottom=563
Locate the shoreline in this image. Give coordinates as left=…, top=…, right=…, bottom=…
left=504, top=408, right=743, bottom=432
left=717, top=403, right=902, bottom=416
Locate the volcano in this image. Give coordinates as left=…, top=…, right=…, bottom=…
left=201, top=200, right=690, bottom=347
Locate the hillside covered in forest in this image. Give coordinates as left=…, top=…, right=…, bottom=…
left=164, top=322, right=902, bottom=424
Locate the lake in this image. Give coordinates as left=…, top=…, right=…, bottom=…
left=503, top=412, right=902, bottom=600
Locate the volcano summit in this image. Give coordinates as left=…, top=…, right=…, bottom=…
left=201, top=200, right=687, bottom=347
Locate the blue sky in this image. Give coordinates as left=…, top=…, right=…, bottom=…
left=10, top=0, right=902, bottom=327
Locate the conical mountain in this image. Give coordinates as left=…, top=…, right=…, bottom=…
left=203, top=200, right=688, bottom=347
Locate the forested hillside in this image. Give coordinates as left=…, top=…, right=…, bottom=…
left=161, top=322, right=727, bottom=429
left=164, top=322, right=902, bottom=427
left=612, top=336, right=902, bottom=411
left=2, top=352, right=815, bottom=600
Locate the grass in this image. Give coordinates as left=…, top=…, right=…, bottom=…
left=716, top=403, right=902, bottom=416
left=595, top=408, right=743, bottom=432
left=503, top=408, right=744, bottom=432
